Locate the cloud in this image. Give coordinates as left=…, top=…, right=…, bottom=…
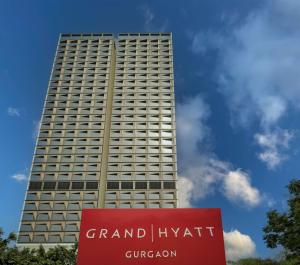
left=177, top=177, right=193, bottom=208
left=158, top=19, right=169, bottom=32
left=224, top=230, right=256, bottom=261
left=139, top=5, right=169, bottom=32
left=217, top=1, right=300, bottom=128
left=255, top=129, right=294, bottom=169
left=143, top=6, right=155, bottom=30
left=177, top=96, right=259, bottom=258
left=190, top=31, right=223, bottom=55
left=177, top=96, right=263, bottom=207
left=223, top=171, right=261, bottom=207
left=190, top=0, right=300, bottom=168
left=7, top=107, right=20, bottom=117
left=33, top=120, right=41, bottom=139
left=11, top=173, right=27, bottom=182
left=177, top=96, right=210, bottom=163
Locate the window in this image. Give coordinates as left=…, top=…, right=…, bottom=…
left=41, top=192, right=53, bottom=200
left=72, top=182, right=84, bottom=190
left=43, top=182, right=56, bottom=190
left=58, top=181, right=70, bottom=190
left=22, top=213, right=34, bottom=221
left=35, top=224, right=48, bottom=231
left=163, top=181, right=176, bottom=189
left=134, top=202, right=145, bottom=208
left=52, top=213, right=64, bottom=221
left=149, top=182, right=161, bottom=189
left=120, top=192, right=131, bottom=200
left=163, top=202, right=175, bottom=208
left=26, top=192, right=38, bottom=200
left=105, top=202, right=116, bottom=208
left=20, top=224, right=32, bottom=232
left=105, top=192, right=117, bottom=200
left=48, top=235, right=61, bottom=243
left=86, top=182, right=98, bottom=189
left=24, top=203, right=36, bottom=211
left=135, top=182, right=147, bottom=189
left=134, top=192, right=146, bottom=200
left=149, top=192, right=160, bottom=200
left=107, top=182, right=119, bottom=189
left=162, top=192, right=174, bottom=200
left=65, top=223, right=78, bottom=231
left=83, top=202, right=94, bottom=208
left=64, top=234, right=77, bottom=243
left=33, top=235, right=46, bottom=243
left=37, top=213, right=49, bottom=221
left=149, top=202, right=160, bottom=208
left=29, top=182, right=42, bottom=190
left=39, top=203, right=51, bottom=210
left=70, top=192, right=81, bottom=200
left=121, top=182, right=133, bottom=189
left=120, top=202, right=131, bottom=208
left=66, top=213, right=79, bottom=221
left=54, top=192, right=67, bottom=200
left=18, top=235, right=31, bottom=243
left=68, top=202, right=80, bottom=210
left=50, top=224, right=62, bottom=231
left=83, top=192, right=96, bottom=200
left=53, top=203, right=65, bottom=210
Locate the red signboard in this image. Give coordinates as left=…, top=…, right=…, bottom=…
left=77, top=208, right=226, bottom=265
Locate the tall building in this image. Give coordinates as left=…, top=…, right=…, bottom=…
left=17, top=33, right=177, bottom=248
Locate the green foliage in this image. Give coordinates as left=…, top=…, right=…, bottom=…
left=228, top=257, right=300, bottom=265
left=280, top=258, right=300, bottom=265
left=227, top=258, right=280, bottom=265
left=263, top=179, right=300, bottom=262
left=236, top=258, right=279, bottom=265
left=229, top=180, right=300, bottom=265
left=0, top=229, right=77, bottom=265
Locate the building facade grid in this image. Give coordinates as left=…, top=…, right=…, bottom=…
left=18, top=33, right=177, bottom=247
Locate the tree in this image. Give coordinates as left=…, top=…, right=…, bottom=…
left=237, top=258, right=279, bottom=265
left=263, top=179, right=300, bottom=262
left=0, top=228, right=78, bottom=264
left=0, top=227, right=16, bottom=249
left=227, top=258, right=281, bottom=265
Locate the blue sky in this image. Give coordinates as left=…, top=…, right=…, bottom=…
left=1, top=0, right=300, bottom=261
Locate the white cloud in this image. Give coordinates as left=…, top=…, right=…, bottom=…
left=143, top=6, right=155, bottom=29
left=190, top=0, right=300, bottom=168
left=177, top=96, right=263, bottom=207
left=223, top=171, right=261, bottom=207
left=7, top=107, right=20, bottom=117
left=177, top=177, right=193, bottom=208
left=33, top=120, right=41, bottom=139
left=158, top=19, right=169, bottom=32
left=224, top=230, right=256, bottom=261
left=190, top=31, right=223, bottom=55
left=139, top=5, right=169, bottom=32
left=216, top=6, right=300, bottom=128
left=11, top=173, right=27, bottom=182
left=177, top=96, right=210, bottom=163
left=254, top=129, right=294, bottom=169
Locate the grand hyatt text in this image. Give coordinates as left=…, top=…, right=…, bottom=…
left=85, top=226, right=215, bottom=240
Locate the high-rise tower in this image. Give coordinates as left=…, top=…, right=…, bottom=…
left=18, top=33, right=177, bottom=248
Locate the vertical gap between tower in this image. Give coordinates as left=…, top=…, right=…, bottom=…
left=98, top=40, right=116, bottom=208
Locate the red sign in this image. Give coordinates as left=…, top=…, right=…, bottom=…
left=77, top=208, right=226, bottom=265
